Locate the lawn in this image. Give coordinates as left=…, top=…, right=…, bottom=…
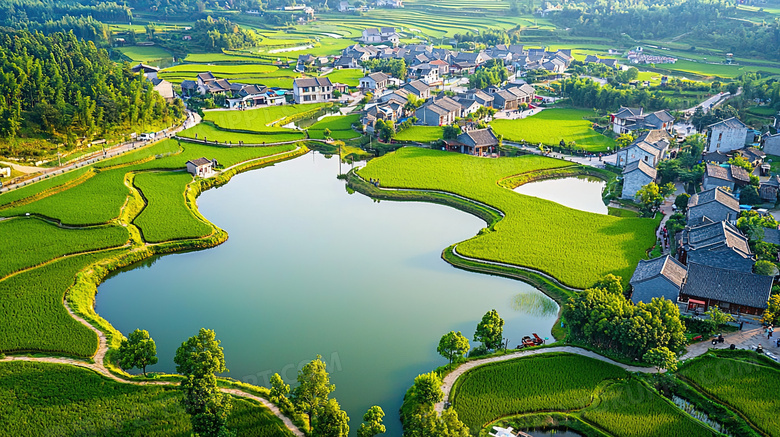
left=582, top=379, right=717, bottom=437
left=0, top=218, right=128, bottom=278
left=0, top=361, right=294, bottom=437
left=203, top=103, right=330, bottom=133
left=307, top=114, right=362, bottom=140
left=357, top=148, right=659, bottom=288
left=491, top=109, right=616, bottom=152
left=133, top=172, right=213, bottom=243
left=678, top=355, right=780, bottom=436
left=179, top=122, right=305, bottom=144
left=451, top=353, right=627, bottom=431
left=394, top=126, right=444, bottom=143
left=321, top=68, right=363, bottom=87
left=116, top=46, right=172, bottom=63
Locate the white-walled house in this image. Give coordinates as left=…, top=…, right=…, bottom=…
left=187, top=158, right=215, bottom=177
left=293, top=77, right=333, bottom=104
left=706, top=117, right=748, bottom=153
left=622, top=160, right=657, bottom=199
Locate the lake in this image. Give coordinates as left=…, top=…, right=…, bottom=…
left=96, top=152, right=558, bottom=435
left=514, top=176, right=607, bottom=215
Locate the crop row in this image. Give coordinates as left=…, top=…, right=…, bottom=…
left=678, top=355, right=780, bottom=436
left=582, top=379, right=717, bottom=437
left=161, top=64, right=279, bottom=75
left=357, top=147, right=658, bottom=288
left=0, top=218, right=128, bottom=278
left=0, top=361, right=294, bottom=437
left=133, top=172, right=213, bottom=243
left=450, top=353, right=627, bottom=430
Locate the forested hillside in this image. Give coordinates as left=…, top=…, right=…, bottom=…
left=0, top=28, right=182, bottom=151
left=554, top=0, right=780, bottom=60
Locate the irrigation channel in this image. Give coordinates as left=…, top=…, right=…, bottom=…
left=93, top=152, right=610, bottom=436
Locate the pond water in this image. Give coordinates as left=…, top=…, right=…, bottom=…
left=513, top=176, right=607, bottom=215
left=95, top=152, right=558, bottom=436
left=282, top=108, right=342, bottom=130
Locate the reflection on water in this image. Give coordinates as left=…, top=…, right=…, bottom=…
left=514, top=176, right=607, bottom=215
left=512, top=292, right=558, bottom=317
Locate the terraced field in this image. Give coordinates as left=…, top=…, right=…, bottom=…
left=321, top=68, right=363, bottom=87
left=179, top=122, right=305, bottom=144
left=357, top=147, right=658, bottom=288
left=159, top=64, right=301, bottom=88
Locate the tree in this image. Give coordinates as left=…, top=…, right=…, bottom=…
left=594, top=274, right=623, bottom=295
left=643, top=347, right=678, bottom=372
left=656, top=159, right=681, bottom=184
left=474, top=309, right=504, bottom=350
left=762, top=293, right=780, bottom=325
left=674, top=193, right=690, bottom=213
left=755, top=260, right=779, bottom=276
left=117, top=329, right=158, bottom=376
left=357, top=406, right=385, bottom=437
left=437, top=331, right=470, bottom=367
left=174, top=329, right=232, bottom=437
left=636, top=182, right=663, bottom=214
left=411, top=372, right=443, bottom=405
left=729, top=155, right=754, bottom=172
left=291, top=355, right=335, bottom=429
left=442, top=124, right=461, bottom=140
left=361, top=92, right=373, bottom=104
left=660, top=181, right=676, bottom=198
left=270, top=373, right=290, bottom=400
left=616, top=133, right=635, bottom=150
left=740, top=185, right=762, bottom=205
left=312, top=398, right=349, bottom=437
left=705, top=306, right=735, bottom=327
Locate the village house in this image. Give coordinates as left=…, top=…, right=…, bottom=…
left=702, top=163, right=750, bottom=192
left=733, top=147, right=766, bottom=168
left=359, top=72, right=390, bottom=94
left=151, top=78, right=175, bottom=102
left=453, top=97, right=481, bottom=116
left=610, top=107, right=674, bottom=134
left=676, top=219, right=755, bottom=273
left=227, top=85, right=285, bottom=109
left=686, top=187, right=740, bottom=226
left=621, top=160, right=657, bottom=199
left=760, top=175, right=780, bottom=202
left=402, top=80, right=431, bottom=100
left=678, top=263, right=772, bottom=316
left=705, top=117, right=749, bottom=153
left=491, top=89, right=520, bottom=111
left=361, top=28, right=400, bottom=45
left=442, top=128, right=499, bottom=155
left=429, top=59, right=450, bottom=76
left=378, top=88, right=410, bottom=104
left=338, top=0, right=351, bottom=11
left=376, top=0, right=403, bottom=7
left=131, top=63, right=159, bottom=80
left=761, top=132, right=780, bottom=155
left=293, top=77, right=333, bottom=104
left=467, top=90, right=494, bottom=108
left=415, top=96, right=461, bottom=126
left=334, top=56, right=361, bottom=69
left=186, top=158, right=216, bottom=177
left=195, top=72, right=235, bottom=95
left=407, top=64, right=440, bottom=85
left=615, top=132, right=673, bottom=169
left=629, top=255, right=687, bottom=304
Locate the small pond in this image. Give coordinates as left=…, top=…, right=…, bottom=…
left=513, top=176, right=608, bottom=215
left=95, top=151, right=559, bottom=436
left=282, top=107, right=343, bottom=130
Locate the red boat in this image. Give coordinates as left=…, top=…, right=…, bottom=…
left=520, top=336, right=536, bottom=348
left=532, top=333, right=544, bottom=345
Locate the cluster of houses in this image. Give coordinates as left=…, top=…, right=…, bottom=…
left=630, top=186, right=774, bottom=319
left=178, top=71, right=288, bottom=109
left=338, top=0, right=403, bottom=12
left=626, top=47, right=677, bottom=65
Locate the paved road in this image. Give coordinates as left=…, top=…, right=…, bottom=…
left=0, top=111, right=199, bottom=194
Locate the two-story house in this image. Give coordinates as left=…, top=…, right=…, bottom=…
left=293, top=77, right=333, bottom=104
left=706, top=117, right=749, bottom=153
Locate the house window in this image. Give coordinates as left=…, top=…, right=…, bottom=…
left=718, top=132, right=722, bottom=141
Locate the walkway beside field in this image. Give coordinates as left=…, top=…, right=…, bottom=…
left=436, top=326, right=766, bottom=414
left=0, top=111, right=200, bottom=194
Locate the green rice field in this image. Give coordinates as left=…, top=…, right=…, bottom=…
left=307, top=114, right=361, bottom=140
left=179, top=122, right=305, bottom=144
left=394, top=126, right=444, bottom=143
left=357, top=147, right=659, bottom=288
left=116, top=46, right=172, bottom=63
left=203, top=103, right=330, bottom=133
left=0, top=361, right=294, bottom=437
left=321, top=68, right=363, bottom=87
left=491, top=109, right=616, bottom=152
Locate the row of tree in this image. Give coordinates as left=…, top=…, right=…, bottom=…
left=556, top=76, right=674, bottom=112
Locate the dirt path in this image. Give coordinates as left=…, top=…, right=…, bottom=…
left=434, top=346, right=658, bottom=413
left=0, top=161, right=41, bottom=174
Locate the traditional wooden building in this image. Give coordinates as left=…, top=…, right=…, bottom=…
left=679, top=263, right=772, bottom=316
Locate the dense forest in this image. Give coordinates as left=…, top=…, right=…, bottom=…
left=554, top=0, right=780, bottom=60
left=0, top=28, right=181, bottom=146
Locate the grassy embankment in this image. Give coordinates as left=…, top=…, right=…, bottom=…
left=355, top=147, right=658, bottom=289
left=450, top=353, right=718, bottom=437
left=491, top=109, right=616, bottom=153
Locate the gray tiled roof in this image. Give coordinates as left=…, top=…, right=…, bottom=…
left=682, top=262, right=772, bottom=309
left=624, top=159, right=657, bottom=179
left=294, top=77, right=333, bottom=87
left=636, top=129, right=672, bottom=145
left=614, top=107, right=643, bottom=119
left=403, top=80, right=429, bottom=94
left=705, top=163, right=733, bottom=182
left=680, top=220, right=752, bottom=257
left=630, top=255, right=687, bottom=288
left=708, top=117, right=747, bottom=130
left=688, top=187, right=739, bottom=211
left=188, top=157, right=211, bottom=166
left=457, top=128, right=498, bottom=147
left=367, top=72, right=389, bottom=82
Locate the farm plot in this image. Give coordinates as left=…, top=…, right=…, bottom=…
left=0, top=167, right=92, bottom=208
left=116, top=45, right=172, bottom=63
left=0, top=168, right=131, bottom=225
left=582, top=379, right=717, bottom=437
left=133, top=172, right=212, bottom=243
left=678, top=355, right=780, bottom=436
left=203, top=103, right=329, bottom=133
left=321, top=68, right=363, bottom=87
left=0, top=361, right=294, bottom=437
left=357, top=147, right=658, bottom=288
left=162, top=64, right=279, bottom=75
left=491, top=109, right=616, bottom=152
left=307, top=114, right=361, bottom=140
left=160, top=64, right=302, bottom=88
left=180, top=122, right=305, bottom=144
left=394, top=126, right=443, bottom=143
left=451, top=353, right=627, bottom=431
left=0, top=250, right=118, bottom=357
left=0, top=218, right=128, bottom=278
left=128, top=140, right=298, bottom=171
